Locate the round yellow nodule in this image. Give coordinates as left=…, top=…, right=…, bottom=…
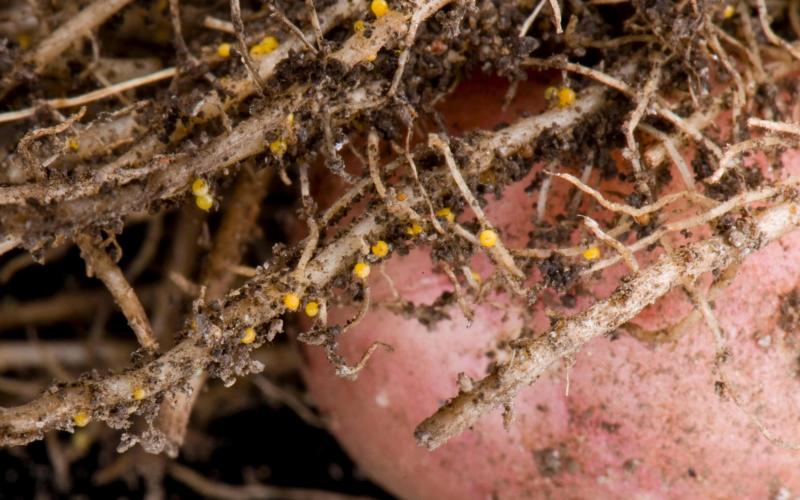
left=557, top=86, right=576, bottom=108
left=250, top=36, right=279, bottom=57
left=305, top=301, right=320, bottom=317
left=241, top=326, right=257, bottom=345
left=582, top=246, right=601, bottom=261
left=283, top=292, right=301, bottom=311
left=406, top=222, right=423, bottom=236
left=195, top=193, right=214, bottom=211
left=479, top=229, right=498, bottom=248
left=73, top=411, right=91, bottom=428
left=371, top=240, right=389, bottom=258
left=371, top=0, right=389, bottom=18
left=132, top=387, right=146, bottom=401
left=353, top=262, right=371, bottom=280
left=270, top=139, right=288, bottom=157
left=192, top=178, right=209, bottom=196
left=436, top=207, right=455, bottom=223
left=217, top=42, right=231, bottom=58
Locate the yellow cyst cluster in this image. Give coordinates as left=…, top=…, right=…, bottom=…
left=436, top=207, right=455, bottom=223
left=353, top=261, right=371, bottom=279
left=479, top=229, right=498, bottom=248
left=582, top=246, right=601, bottom=261
left=270, top=138, right=288, bottom=157
left=132, top=387, right=146, bottom=401
left=406, top=222, right=423, bottom=236
left=371, top=240, right=389, bottom=258
left=250, top=36, right=279, bottom=57
left=66, top=137, right=79, bottom=152
left=305, top=301, right=320, bottom=317
left=371, top=0, right=389, bottom=18
left=241, top=326, right=257, bottom=345
left=217, top=42, right=232, bottom=58
left=283, top=292, right=301, bottom=311
left=73, top=411, right=91, bottom=428
left=354, top=19, right=366, bottom=32
left=191, top=178, right=214, bottom=211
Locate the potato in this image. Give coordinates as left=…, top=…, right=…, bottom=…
left=301, top=75, right=800, bottom=499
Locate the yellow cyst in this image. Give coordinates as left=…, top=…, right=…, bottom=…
left=195, top=193, right=214, bottom=212
left=436, top=207, right=455, bottom=223
left=250, top=36, right=279, bottom=57
left=557, top=86, right=576, bottom=108
left=365, top=52, right=377, bottom=62
left=582, top=246, right=601, bottom=261
left=305, top=301, right=320, bottom=317
left=283, top=292, right=300, bottom=311
left=354, top=19, right=366, bottom=32
left=217, top=42, right=232, bottom=58
left=191, top=178, right=209, bottom=196
left=544, top=86, right=557, bottom=100
left=479, top=229, right=498, bottom=248
left=270, top=139, right=287, bottom=157
left=723, top=5, right=735, bottom=18
left=241, top=326, right=256, bottom=345
left=634, top=213, right=651, bottom=226
left=286, top=112, right=295, bottom=127
left=132, top=387, right=146, bottom=401
left=72, top=411, right=90, bottom=428
left=66, top=137, right=79, bottom=152
left=17, top=33, right=31, bottom=50
left=371, top=0, right=389, bottom=18
left=72, top=429, right=92, bottom=450
left=353, top=262, right=371, bottom=280
left=406, top=222, right=423, bottom=236
left=471, top=270, right=482, bottom=283
left=371, top=240, right=389, bottom=258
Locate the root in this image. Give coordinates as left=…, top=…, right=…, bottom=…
left=686, top=279, right=800, bottom=450
left=75, top=232, right=158, bottom=352
left=0, top=0, right=136, bottom=101
left=0, top=79, right=608, bottom=446
left=416, top=200, right=800, bottom=450
left=581, top=215, right=638, bottom=273
left=5, top=0, right=800, bottom=473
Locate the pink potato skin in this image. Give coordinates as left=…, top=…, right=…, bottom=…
left=300, top=76, right=800, bottom=499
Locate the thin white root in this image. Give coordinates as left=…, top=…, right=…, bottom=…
left=707, top=136, right=791, bottom=183
left=550, top=171, right=714, bottom=219
left=748, top=117, right=800, bottom=136
left=0, top=69, right=176, bottom=124
left=518, top=0, right=547, bottom=37
left=687, top=282, right=800, bottom=450
left=756, top=0, right=800, bottom=61
left=581, top=215, right=639, bottom=272
left=639, top=123, right=696, bottom=191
